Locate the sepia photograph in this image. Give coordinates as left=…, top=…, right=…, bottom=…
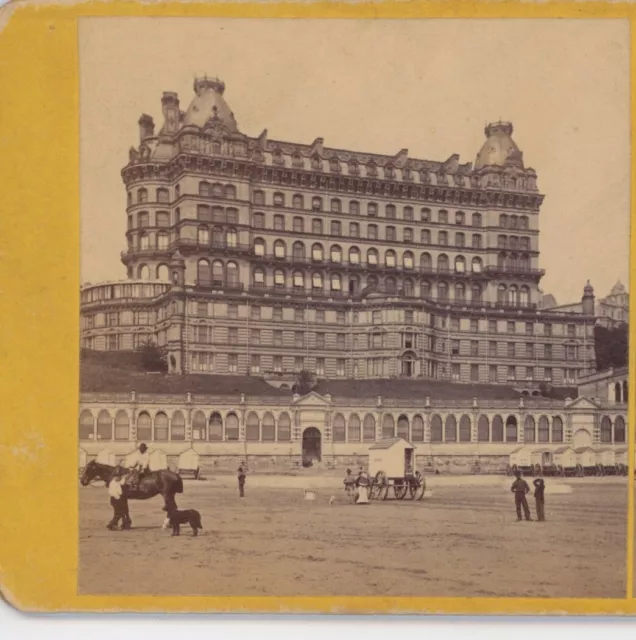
left=77, top=18, right=630, bottom=599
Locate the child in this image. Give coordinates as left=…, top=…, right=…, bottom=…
left=533, top=477, right=546, bottom=522
left=343, top=468, right=356, bottom=504
left=107, top=474, right=130, bottom=530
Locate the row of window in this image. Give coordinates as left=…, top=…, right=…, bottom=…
left=129, top=184, right=237, bottom=206
left=82, top=409, right=622, bottom=445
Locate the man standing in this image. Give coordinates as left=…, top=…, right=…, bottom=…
left=533, top=477, right=546, bottom=522
left=238, top=465, right=246, bottom=498
left=510, top=470, right=532, bottom=521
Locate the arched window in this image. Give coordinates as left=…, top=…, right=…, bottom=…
left=477, top=415, right=490, bottom=442
left=246, top=412, right=260, bottom=441
left=331, top=198, right=341, bottom=213
left=277, top=413, right=291, bottom=441
left=367, top=275, right=378, bottom=289
left=444, top=415, right=457, bottom=442
left=497, top=252, right=506, bottom=268
left=331, top=245, right=342, bottom=263
left=253, top=267, right=265, bottom=287
left=385, top=276, right=397, bottom=293
left=349, top=247, right=360, bottom=264
left=196, top=225, right=209, bottom=246
left=333, top=414, right=346, bottom=442
left=192, top=410, right=207, bottom=441
left=212, top=183, right=224, bottom=197
left=472, top=212, right=482, bottom=227
left=382, top=414, right=395, bottom=439
left=212, top=260, right=224, bottom=286
left=79, top=410, right=94, bottom=440
left=385, top=250, right=397, bottom=268
left=274, top=239, right=286, bottom=259
left=459, top=415, right=471, bottom=442
left=137, top=188, right=148, bottom=203
left=403, top=278, right=414, bottom=297
left=171, top=411, right=185, bottom=441
left=348, top=414, right=361, bottom=442
left=363, top=414, right=376, bottom=441
left=312, top=196, right=323, bottom=211
left=497, top=284, right=507, bottom=303
left=274, top=269, right=285, bottom=287
left=137, top=412, right=151, bottom=441
left=262, top=413, right=276, bottom=442
left=157, top=231, right=169, bottom=249
left=293, top=194, right=304, bottom=209
left=312, top=243, right=324, bottom=262
left=455, top=256, right=466, bottom=273
left=471, top=284, right=482, bottom=302
left=293, top=271, right=304, bottom=288
left=508, top=285, right=519, bottom=307
left=600, top=416, right=612, bottom=443
left=421, top=229, right=431, bottom=244
left=225, top=184, right=236, bottom=199
left=138, top=264, right=150, bottom=281
left=552, top=416, right=564, bottom=443
left=226, top=262, right=239, bottom=286
left=367, top=248, right=378, bottom=265
left=437, top=254, right=449, bottom=271
left=505, top=416, right=518, bottom=442
left=520, top=286, right=531, bottom=307
left=197, top=259, right=210, bottom=284
left=439, top=230, right=448, bottom=245
left=492, top=415, right=504, bottom=442
left=330, top=273, right=342, bottom=292
left=312, top=272, right=323, bottom=289
left=412, top=415, right=424, bottom=442
left=430, top=415, right=443, bottom=442
left=437, top=282, right=448, bottom=301
left=254, top=238, right=265, bottom=256
left=397, top=415, right=409, bottom=440
left=114, top=411, right=129, bottom=441
left=212, top=226, right=224, bottom=245
left=455, top=283, right=465, bottom=301
left=154, top=412, right=169, bottom=441
left=524, top=416, right=536, bottom=442
left=292, top=241, right=305, bottom=260
left=420, top=253, right=432, bottom=270
left=500, top=214, right=508, bottom=228
left=403, top=251, right=414, bottom=270
left=538, top=416, right=549, bottom=443
left=225, top=413, right=239, bottom=441
left=96, top=411, right=112, bottom=440
left=614, top=416, right=626, bottom=443
left=471, top=257, right=482, bottom=273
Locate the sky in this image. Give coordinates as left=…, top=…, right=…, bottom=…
left=79, top=18, right=630, bottom=304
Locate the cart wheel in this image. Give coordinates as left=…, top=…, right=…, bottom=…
left=394, top=483, right=408, bottom=500
left=576, top=463, right=583, bottom=478
left=559, top=465, right=565, bottom=477
left=534, top=463, right=541, bottom=476
left=409, top=478, right=426, bottom=500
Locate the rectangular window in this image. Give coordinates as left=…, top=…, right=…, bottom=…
left=451, top=363, right=460, bottom=381
left=470, top=341, right=479, bottom=357
left=295, top=331, right=304, bottom=348
left=567, top=324, right=576, bottom=337
left=250, top=355, right=260, bottom=374
left=470, top=319, right=478, bottom=332
left=312, top=219, right=323, bottom=235
left=525, top=367, right=533, bottom=380
left=228, top=328, right=238, bottom=344
left=316, top=333, right=325, bottom=349
left=336, top=310, right=346, bottom=324
left=336, top=359, right=346, bottom=376
left=489, top=365, right=497, bottom=383
left=227, top=304, right=238, bottom=319
left=228, top=354, right=238, bottom=373
left=405, top=310, right=414, bottom=324
left=197, top=302, right=208, bottom=317
left=274, top=330, right=283, bottom=346
left=470, top=364, right=479, bottom=382
left=273, top=356, right=282, bottom=372
left=545, top=344, right=552, bottom=359
left=251, top=329, right=260, bottom=345
left=315, top=309, right=325, bottom=323
left=294, top=308, right=304, bottom=323
left=294, top=356, right=304, bottom=372
left=489, top=341, right=497, bottom=357
left=507, top=342, right=515, bottom=358
left=525, top=322, right=533, bottom=335
left=337, top=333, right=346, bottom=349
left=316, top=358, right=325, bottom=376
left=372, top=311, right=381, bottom=324
left=526, top=343, right=534, bottom=358
left=350, top=223, right=360, bottom=237
left=451, top=340, right=460, bottom=355
left=331, top=221, right=342, bottom=236
left=507, top=321, right=515, bottom=334
left=273, top=307, right=283, bottom=322
left=544, top=323, right=552, bottom=337
left=489, top=320, right=497, bottom=334
left=507, top=366, right=516, bottom=380
left=451, top=318, right=460, bottom=332
left=251, top=305, right=261, bottom=320
left=544, top=367, right=553, bottom=381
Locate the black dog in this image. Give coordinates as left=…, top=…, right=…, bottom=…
left=167, top=508, right=203, bottom=536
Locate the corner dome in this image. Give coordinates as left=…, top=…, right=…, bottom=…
left=475, top=121, right=524, bottom=170
left=182, top=76, right=238, bottom=132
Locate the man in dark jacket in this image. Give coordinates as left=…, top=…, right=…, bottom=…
left=238, top=465, right=246, bottom=498
left=511, top=470, right=532, bottom=521
left=533, top=477, right=546, bottom=522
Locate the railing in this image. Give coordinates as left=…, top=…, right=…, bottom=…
left=194, top=279, right=245, bottom=292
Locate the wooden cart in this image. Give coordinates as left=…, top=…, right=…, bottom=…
left=368, top=438, right=426, bottom=501
left=507, top=447, right=535, bottom=477
left=615, top=447, right=628, bottom=475
left=595, top=448, right=619, bottom=476
left=553, top=446, right=577, bottom=477
left=530, top=448, right=561, bottom=477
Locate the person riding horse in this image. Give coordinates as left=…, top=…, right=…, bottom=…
left=125, top=443, right=150, bottom=492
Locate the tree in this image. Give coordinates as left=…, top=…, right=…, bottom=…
left=136, top=341, right=168, bottom=373
left=594, top=324, right=628, bottom=371
left=292, top=369, right=316, bottom=395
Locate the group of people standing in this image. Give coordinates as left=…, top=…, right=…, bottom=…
left=343, top=468, right=371, bottom=504
left=511, top=470, right=546, bottom=522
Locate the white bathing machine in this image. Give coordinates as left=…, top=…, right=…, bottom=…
left=574, top=447, right=598, bottom=476
left=367, top=438, right=425, bottom=501
left=177, top=448, right=201, bottom=479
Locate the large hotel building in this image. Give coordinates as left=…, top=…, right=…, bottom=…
left=80, top=75, right=598, bottom=390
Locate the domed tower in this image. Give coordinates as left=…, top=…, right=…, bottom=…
left=182, top=75, right=239, bottom=133
left=475, top=121, right=524, bottom=171
left=582, top=280, right=596, bottom=316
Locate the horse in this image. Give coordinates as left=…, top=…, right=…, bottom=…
left=80, top=460, right=184, bottom=529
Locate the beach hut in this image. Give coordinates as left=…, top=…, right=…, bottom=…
left=553, top=446, right=577, bottom=476
left=615, top=447, right=628, bottom=475
left=95, top=449, right=116, bottom=466
left=149, top=449, right=168, bottom=471
left=530, top=448, right=560, bottom=477
left=507, top=447, right=534, bottom=476
left=177, top=448, right=201, bottom=479
left=574, top=447, right=597, bottom=476
left=595, top=448, right=618, bottom=475
left=367, top=438, right=425, bottom=500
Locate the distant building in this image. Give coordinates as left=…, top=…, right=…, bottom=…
left=539, top=280, right=628, bottom=328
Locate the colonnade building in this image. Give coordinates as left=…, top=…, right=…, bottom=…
left=80, top=75, right=597, bottom=389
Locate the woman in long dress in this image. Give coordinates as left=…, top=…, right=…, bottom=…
left=355, top=468, right=370, bottom=504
